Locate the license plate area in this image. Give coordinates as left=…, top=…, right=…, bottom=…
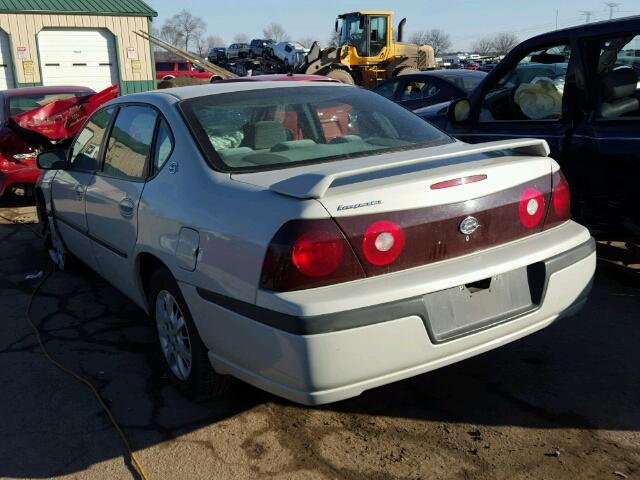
left=423, top=264, right=544, bottom=343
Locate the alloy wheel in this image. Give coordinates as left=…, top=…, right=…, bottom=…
left=155, top=290, right=193, bottom=381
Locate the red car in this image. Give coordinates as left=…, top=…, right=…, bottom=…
left=155, top=61, right=217, bottom=82
left=0, top=85, right=94, bottom=198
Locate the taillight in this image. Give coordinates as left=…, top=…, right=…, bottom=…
left=544, top=170, right=571, bottom=229
left=260, top=219, right=365, bottom=291
left=362, top=220, right=405, bottom=266
left=291, top=230, right=344, bottom=277
left=518, top=187, right=544, bottom=229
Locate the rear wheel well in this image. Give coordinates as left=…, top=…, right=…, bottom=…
left=138, top=253, right=169, bottom=304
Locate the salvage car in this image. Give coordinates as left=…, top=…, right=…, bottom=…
left=417, top=16, right=640, bottom=236
left=270, top=41, right=310, bottom=68
left=226, top=43, right=250, bottom=59
left=0, top=85, right=94, bottom=198
left=35, top=81, right=595, bottom=405
left=373, top=70, right=486, bottom=111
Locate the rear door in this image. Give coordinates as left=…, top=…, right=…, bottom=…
left=51, top=106, right=115, bottom=271
left=447, top=41, right=575, bottom=159
left=568, top=31, right=640, bottom=234
left=85, top=104, right=158, bottom=291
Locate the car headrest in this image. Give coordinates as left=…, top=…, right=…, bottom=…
left=601, top=68, right=638, bottom=101
left=245, top=121, right=288, bottom=150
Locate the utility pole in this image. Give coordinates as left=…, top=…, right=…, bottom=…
left=605, top=2, right=621, bottom=19
left=555, top=9, right=559, bottom=30
left=579, top=10, right=595, bottom=23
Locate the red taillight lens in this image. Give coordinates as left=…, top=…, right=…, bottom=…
left=552, top=172, right=570, bottom=219
left=260, top=219, right=365, bottom=291
left=291, top=230, right=344, bottom=277
left=518, top=187, right=545, bottom=229
left=362, top=220, right=405, bottom=266
left=544, top=170, right=571, bottom=229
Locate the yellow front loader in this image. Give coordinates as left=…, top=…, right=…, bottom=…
left=298, top=11, right=435, bottom=88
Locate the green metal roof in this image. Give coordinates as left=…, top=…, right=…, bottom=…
left=0, top=0, right=157, bottom=17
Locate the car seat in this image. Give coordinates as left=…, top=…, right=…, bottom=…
left=598, top=68, right=639, bottom=118
left=242, top=121, right=288, bottom=150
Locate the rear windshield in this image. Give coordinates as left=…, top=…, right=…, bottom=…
left=180, top=85, right=453, bottom=171
left=8, top=92, right=90, bottom=117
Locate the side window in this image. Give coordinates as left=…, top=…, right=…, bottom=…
left=369, top=15, right=387, bottom=56
left=400, top=80, right=440, bottom=100
left=153, top=118, right=174, bottom=172
left=480, top=44, right=571, bottom=121
left=375, top=79, right=400, bottom=99
left=596, top=33, right=640, bottom=118
left=103, top=106, right=157, bottom=180
left=69, top=107, right=115, bottom=171
left=178, top=63, right=189, bottom=71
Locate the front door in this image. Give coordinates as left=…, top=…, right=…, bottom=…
left=85, top=104, right=158, bottom=292
left=50, top=107, right=115, bottom=270
left=447, top=41, right=575, bottom=159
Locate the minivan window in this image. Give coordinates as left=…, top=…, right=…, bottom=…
left=69, top=107, right=115, bottom=172
left=180, top=86, right=453, bottom=171
left=103, top=106, right=157, bottom=180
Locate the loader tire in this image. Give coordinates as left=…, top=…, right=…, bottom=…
left=326, top=68, right=355, bottom=85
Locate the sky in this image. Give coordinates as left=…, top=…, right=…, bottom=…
left=145, top=0, right=640, bottom=51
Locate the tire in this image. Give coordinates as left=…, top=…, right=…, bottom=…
left=35, top=190, right=51, bottom=249
left=395, top=67, right=421, bottom=76
left=148, top=267, right=230, bottom=401
left=325, top=68, right=355, bottom=85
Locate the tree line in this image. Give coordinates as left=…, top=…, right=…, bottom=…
left=155, top=10, right=519, bottom=58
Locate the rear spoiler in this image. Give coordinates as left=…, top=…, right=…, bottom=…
left=269, top=138, right=550, bottom=200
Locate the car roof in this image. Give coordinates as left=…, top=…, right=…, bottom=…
left=522, top=15, right=640, bottom=47
left=418, top=70, right=487, bottom=79
left=215, top=74, right=340, bottom=84
left=0, top=85, right=95, bottom=97
left=131, top=80, right=352, bottom=102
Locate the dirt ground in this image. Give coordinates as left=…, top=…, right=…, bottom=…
left=0, top=200, right=638, bottom=480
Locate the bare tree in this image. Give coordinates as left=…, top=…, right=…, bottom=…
left=194, top=34, right=225, bottom=57
left=159, top=24, right=184, bottom=48
left=163, top=10, right=206, bottom=52
left=263, top=23, right=289, bottom=42
left=472, top=37, right=495, bottom=56
left=410, top=29, right=451, bottom=57
left=233, top=33, right=250, bottom=44
left=298, top=37, right=316, bottom=49
left=491, top=32, right=518, bottom=56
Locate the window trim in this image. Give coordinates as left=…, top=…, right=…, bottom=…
left=148, top=116, right=176, bottom=180
left=94, top=102, right=162, bottom=184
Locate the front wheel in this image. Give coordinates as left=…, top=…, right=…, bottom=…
left=149, top=268, right=230, bottom=401
left=325, top=68, right=355, bottom=85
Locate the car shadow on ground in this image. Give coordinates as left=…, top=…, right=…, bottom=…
left=1, top=221, right=638, bottom=479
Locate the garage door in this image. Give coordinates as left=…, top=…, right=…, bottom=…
left=0, top=30, right=14, bottom=90
left=38, top=29, right=118, bottom=92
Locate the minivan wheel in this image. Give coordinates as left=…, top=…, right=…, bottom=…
left=149, top=268, right=230, bottom=400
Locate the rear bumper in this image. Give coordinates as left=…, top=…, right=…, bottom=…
left=181, top=221, right=595, bottom=405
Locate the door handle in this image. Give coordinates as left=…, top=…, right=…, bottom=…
left=74, top=184, right=85, bottom=200
left=118, top=197, right=135, bottom=218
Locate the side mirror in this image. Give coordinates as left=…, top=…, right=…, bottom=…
left=448, top=98, right=471, bottom=124
left=37, top=149, right=68, bottom=170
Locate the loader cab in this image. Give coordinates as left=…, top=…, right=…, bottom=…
left=337, top=11, right=392, bottom=61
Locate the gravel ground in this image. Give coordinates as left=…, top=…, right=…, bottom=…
left=1, top=201, right=638, bottom=480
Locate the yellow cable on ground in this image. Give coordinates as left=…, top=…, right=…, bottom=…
left=25, top=270, right=150, bottom=480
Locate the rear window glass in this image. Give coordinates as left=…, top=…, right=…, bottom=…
left=180, top=85, right=453, bottom=171
left=8, top=92, right=89, bottom=116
